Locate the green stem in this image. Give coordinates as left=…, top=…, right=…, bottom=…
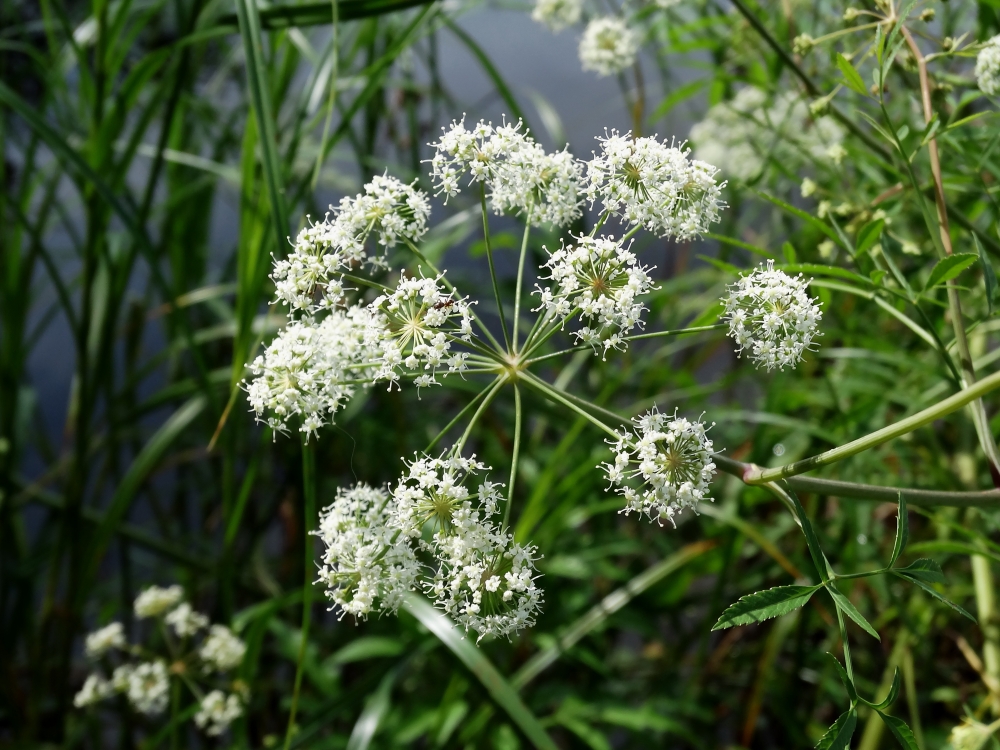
left=742, top=369, right=1000, bottom=485
left=455, top=376, right=507, bottom=453
left=283, top=436, right=317, bottom=750
left=480, top=184, right=511, bottom=351
left=425, top=376, right=503, bottom=453
left=512, top=209, right=533, bottom=351
left=503, top=384, right=522, bottom=531
left=519, top=371, right=620, bottom=439
left=525, top=324, right=726, bottom=365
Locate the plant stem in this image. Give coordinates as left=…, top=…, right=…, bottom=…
left=741, top=369, right=1000, bottom=485
left=504, top=384, right=522, bottom=531
left=480, top=184, right=511, bottom=352
left=283, top=436, right=316, bottom=750
left=512, top=210, right=533, bottom=351
left=519, top=371, right=620, bottom=439
left=456, top=376, right=507, bottom=453
left=425, top=375, right=503, bottom=453
left=525, top=324, right=726, bottom=365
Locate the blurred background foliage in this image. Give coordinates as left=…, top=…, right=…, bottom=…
left=5, top=0, right=1000, bottom=746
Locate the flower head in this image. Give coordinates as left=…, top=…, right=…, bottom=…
left=365, top=273, right=473, bottom=389
left=722, top=260, right=822, bottom=371
left=535, top=235, right=655, bottom=356
left=124, top=661, right=170, bottom=716
left=195, top=690, right=244, bottom=736
left=165, top=603, right=209, bottom=638
left=85, top=622, right=126, bottom=658
left=199, top=625, right=247, bottom=672
left=531, top=0, right=582, bottom=31
left=134, top=585, right=183, bottom=619
left=74, top=674, right=112, bottom=708
left=579, top=18, right=640, bottom=77
left=584, top=130, right=725, bottom=239
left=315, top=484, right=420, bottom=619
left=602, top=407, right=716, bottom=525
left=977, top=36, right=1000, bottom=96
left=391, top=453, right=502, bottom=536
left=245, top=308, right=374, bottom=437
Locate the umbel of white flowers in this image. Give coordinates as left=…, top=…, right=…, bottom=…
left=977, top=35, right=1000, bottom=96
left=315, top=454, right=542, bottom=641
left=722, top=260, right=823, bottom=371
left=579, top=17, right=640, bottom=77
left=75, top=586, right=249, bottom=737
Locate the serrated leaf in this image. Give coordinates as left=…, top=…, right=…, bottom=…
left=712, top=585, right=820, bottom=630
left=826, top=653, right=857, bottom=701
left=828, top=585, right=881, bottom=640
left=977, top=235, right=998, bottom=315
left=893, top=572, right=977, bottom=621
left=815, top=708, right=857, bottom=750
left=862, top=668, right=901, bottom=711
left=877, top=711, right=920, bottom=750
left=856, top=219, right=884, bottom=256
left=889, top=494, right=908, bottom=568
left=925, top=253, right=979, bottom=290
left=897, top=558, right=945, bottom=583
left=836, top=53, right=868, bottom=96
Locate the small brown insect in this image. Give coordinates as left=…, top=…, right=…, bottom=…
left=432, top=299, right=456, bottom=310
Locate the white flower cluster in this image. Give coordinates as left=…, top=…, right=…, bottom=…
left=535, top=235, right=655, bottom=356
left=579, top=17, right=640, bottom=77
left=977, top=35, right=1000, bottom=96
left=722, top=260, right=822, bottom=371
left=315, top=484, right=420, bottom=619
left=366, top=273, right=474, bottom=390
left=75, top=587, right=248, bottom=736
left=584, top=130, right=725, bottom=240
left=690, top=87, right=845, bottom=183
left=428, top=118, right=584, bottom=228
left=271, top=175, right=431, bottom=313
left=602, top=408, right=716, bottom=525
left=531, top=0, right=582, bottom=31
left=246, top=308, right=374, bottom=437
left=318, top=453, right=543, bottom=641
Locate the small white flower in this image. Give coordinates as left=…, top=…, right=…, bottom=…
left=602, top=407, right=716, bottom=525
left=721, top=260, right=823, bottom=371
left=531, top=0, right=581, bottom=31
left=245, top=307, right=375, bottom=438
left=134, top=585, right=184, bottom=619
left=948, top=718, right=1000, bottom=750
left=315, top=484, right=420, bottom=619
left=584, top=130, right=725, bottom=240
left=977, top=35, right=1000, bottom=96
left=194, top=690, right=244, bottom=736
left=334, top=173, right=431, bottom=254
left=365, top=273, right=473, bottom=388
left=74, top=674, right=112, bottom=707
left=199, top=625, right=247, bottom=672
left=391, top=453, right=502, bottom=536
left=84, top=622, right=126, bottom=658
left=579, top=18, right=640, bottom=77
left=165, top=603, right=209, bottom=638
left=535, top=234, right=655, bottom=356
left=124, top=661, right=170, bottom=716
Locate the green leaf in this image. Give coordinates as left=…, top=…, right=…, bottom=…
left=862, top=668, right=901, bottom=711
left=712, top=585, right=820, bottom=630
left=329, top=637, right=405, bottom=666
left=836, top=53, right=868, bottom=96
left=889, top=493, right=908, bottom=568
left=753, top=191, right=844, bottom=248
left=650, top=78, right=708, bottom=121
left=977, top=235, right=998, bottom=315
left=213, top=0, right=436, bottom=29
left=826, top=653, right=857, bottom=701
left=815, top=708, right=857, bottom=750
left=704, top=232, right=776, bottom=260
left=698, top=254, right=741, bottom=276
left=924, top=253, right=979, bottom=291
left=856, top=219, right=885, bottom=257
left=403, top=595, right=558, bottom=750
left=893, top=572, right=977, bottom=621
left=896, top=558, right=945, bottom=583
left=877, top=711, right=920, bottom=750
left=783, top=487, right=830, bottom=581
left=828, top=585, right=881, bottom=640
left=347, top=665, right=402, bottom=750
left=782, top=241, right=797, bottom=264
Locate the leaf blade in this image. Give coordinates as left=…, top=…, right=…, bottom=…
left=712, top=585, right=820, bottom=630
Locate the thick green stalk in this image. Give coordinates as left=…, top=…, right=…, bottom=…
left=283, top=436, right=317, bottom=750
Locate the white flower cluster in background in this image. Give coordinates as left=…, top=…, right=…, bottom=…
left=584, top=130, right=725, bottom=240
left=314, top=484, right=420, bottom=619
left=317, top=452, right=542, bottom=641
left=579, top=17, right=640, bottom=77
left=75, top=587, right=248, bottom=736
left=429, top=118, right=584, bottom=228
left=246, top=309, right=374, bottom=437
left=977, top=35, right=1000, bottom=96
left=603, top=407, right=716, bottom=525
left=535, top=235, right=655, bottom=356
left=271, top=175, right=430, bottom=313
left=690, top=87, right=845, bottom=183
left=366, top=273, right=474, bottom=390
left=722, top=260, right=822, bottom=371
left=531, top=0, right=582, bottom=31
